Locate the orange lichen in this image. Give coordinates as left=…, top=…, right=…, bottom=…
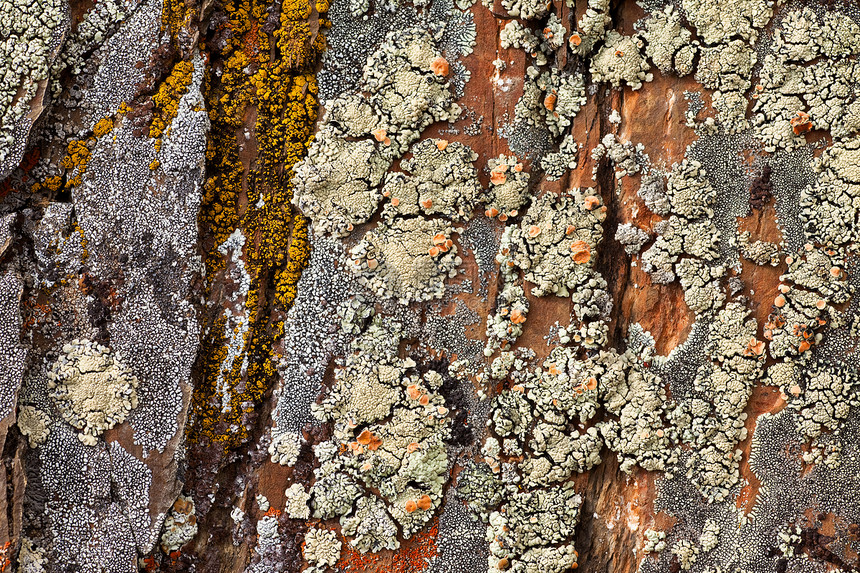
left=430, top=56, right=449, bottom=77
left=356, top=429, right=382, bottom=450
left=744, top=338, right=765, bottom=357
left=0, top=541, right=9, bottom=572
left=490, top=170, right=507, bottom=185
left=416, top=494, right=432, bottom=511
left=510, top=308, right=526, bottom=324
left=58, top=139, right=92, bottom=188
left=570, top=240, right=591, bottom=264
left=790, top=111, right=812, bottom=135
left=337, top=519, right=439, bottom=573
left=150, top=60, right=195, bottom=140
left=93, top=118, right=114, bottom=138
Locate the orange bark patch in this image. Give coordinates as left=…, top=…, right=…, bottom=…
left=337, top=518, right=439, bottom=573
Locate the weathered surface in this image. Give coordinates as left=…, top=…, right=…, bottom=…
left=2, top=0, right=860, bottom=571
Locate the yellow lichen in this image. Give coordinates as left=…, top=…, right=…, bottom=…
left=31, top=112, right=119, bottom=195
left=150, top=60, right=195, bottom=140
left=161, top=0, right=193, bottom=46
left=93, top=118, right=114, bottom=138
left=59, top=140, right=92, bottom=188
left=190, top=0, right=325, bottom=450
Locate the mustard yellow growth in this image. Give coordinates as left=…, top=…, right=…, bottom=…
left=276, top=211, right=310, bottom=307
left=150, top=60, right=195, bottom=140
left=191, top=0, right=327, bottom=450
left=75, top=222, right=89, bottom=261
left=58, top=140, right=92, bottom=188
left=161, top=0, right=193, bottom=45
left=43, top=176, right=63, bottom=192
left=31, top=112, right=117, bottom=195
left=93, top=118, right=114, bottom=138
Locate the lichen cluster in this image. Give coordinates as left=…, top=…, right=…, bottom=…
left=5, top=0, right=860, bottom=569
left=48, top=339, right=140, bottom=445
left=191, top=0, right=328, bottom=452
left=0, top=0, right=208, bottom=566
left=277, top=0, right=860, bottom=570
left=308, top=312, right=451, bottom=550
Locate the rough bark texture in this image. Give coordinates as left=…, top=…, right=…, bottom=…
left=2, top=0, right=860, bottom=571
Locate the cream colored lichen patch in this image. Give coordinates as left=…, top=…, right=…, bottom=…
left=17, top=537, right=48, bottom=572
left=497, top=190, right=606, bottom=298
left=160, top=495, right=198, bottom=553
left=48, top=339, right=139, bottom=445
left=514, top=69, right=586, bottom=137
left=284, top=483, right=311, bottom=519
left=268, top=430, right=301, bottom=466
left=17, top=405, right=51, bottom=448
left=349, top=217, right=462, bottom=303
left=639, top=5, right=695, bottom=76
left=342, top=362, right=402, bottom=425
left=0, top=0, right=67, bottom=174
left=695, top=41, right=757, bottom=92
left=292, top=134, right=389, bottom=238
left=589, top=31, right=652, bottom=91
left=682, top=0, right=772, bottom=45
left=311, top=313, right=451, bottom=548
left=381, top=138, right=481, bottom=222
left=303, top=528, right=342, bottom=570
left=293, top=27, right=462, bottom=241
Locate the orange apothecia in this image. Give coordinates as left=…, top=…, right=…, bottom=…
left=570, top=240, right=591, bottom=264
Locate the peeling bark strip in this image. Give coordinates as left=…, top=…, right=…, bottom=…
left=3, top=0, right=860, bottom=570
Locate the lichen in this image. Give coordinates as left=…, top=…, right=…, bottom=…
left=303, top=528, right=342, bottom=571
left=48, top=339, right=140, bottom=446
left=589, top=31, right=653, bottom=91
left=160, top=496, right=198, bottom=553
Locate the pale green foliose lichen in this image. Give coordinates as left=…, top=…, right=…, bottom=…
left=47, top=339, right=140, bottom=446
